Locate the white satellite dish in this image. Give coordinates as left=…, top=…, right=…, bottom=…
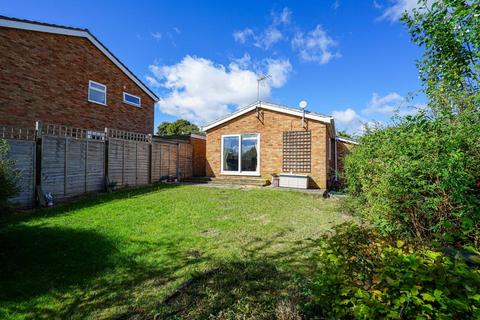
left=299, top=100, right=308, bottom=109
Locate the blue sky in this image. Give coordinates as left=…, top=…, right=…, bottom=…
left=1, top=0, right=428, bottom=134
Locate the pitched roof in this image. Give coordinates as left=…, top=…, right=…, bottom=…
left=0, top=15, right=159, bottom=102
left=202, top=101, right=334, bottom=131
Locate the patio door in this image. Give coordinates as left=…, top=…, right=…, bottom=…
left=221, top=134, right=260, bottom=175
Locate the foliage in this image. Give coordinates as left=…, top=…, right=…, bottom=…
left=336, top=130, right=354, bottom=140
left=345, top=108, right=480, bottom=246
left=402, top=0, right=480, bottom=112
left=303, top=223, right=480, bottom=319
left=0, top=139, right=19, bottom=210
left=156, top=119, right=200, bottom=136
left=343, top=0, right=480, bottom=248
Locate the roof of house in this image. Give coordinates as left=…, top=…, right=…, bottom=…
left=336, top=137, right=359, bottom=145
left=0, top=15, right=159, bottom=102
left=202, top=101, right=334, bottom=132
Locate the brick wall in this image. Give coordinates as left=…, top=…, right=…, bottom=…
left=205, top=108, right=330, bottom=189
left=0, top=27, right=154, bottom=134
left=190, top=135, right=206, bottom=177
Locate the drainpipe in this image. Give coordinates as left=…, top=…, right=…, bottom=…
left=334, top=137, right=338, bottom=181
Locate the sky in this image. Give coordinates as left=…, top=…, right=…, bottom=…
left=0, top=0, right=429, bottom=134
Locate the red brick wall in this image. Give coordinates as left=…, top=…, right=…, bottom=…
left=0, top=27, right=154, bottom=134
left=205, top=109, right=330, bottom=188
left=190, top=135, right=206, bottom=177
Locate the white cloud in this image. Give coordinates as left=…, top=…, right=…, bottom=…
left=233, top=7, right=291, bottom=50
left=151, top=32, right=162, bottom=40
left=332, top=108, right=366, bottom=133
left=146, top=75, right=161, bottom=88
left=362, top=92, right=422, bottom=116
left=264, top=58, right=292, bottom=87
left=332, top=0, right=341, bottom=10
left=273, top=7, right=292, bottom=25
left=378, top=0, right=436, bottom=22
left=254, top=27, right=283, bottom=49
left=233, top=28, right=254, bottom=44
left=149, top=56, right=292, bottom=125
left=333, top=92, right=426, bottom=134
left=291, top=25, right=341, bottom=64
left=363, top=92, right=405, bottom=115
left=173, top=27, right=181, bottom=34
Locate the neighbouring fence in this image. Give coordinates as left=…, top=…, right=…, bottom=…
left=2, top=122, right=194, bottom=207
left=39, top=124, right=106, bottom=202
left=1, top=126, right=36, bottom=207
left=107, top=129, right=150, bottom=187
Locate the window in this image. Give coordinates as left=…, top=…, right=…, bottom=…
left=123, top=92, right=141, bottom=107
left=221, top=134, right=259, bottom=175
left=88, top=81, right=107, bottom=105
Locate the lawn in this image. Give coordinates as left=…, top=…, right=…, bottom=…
left=0, top=184, right=349, bottom=319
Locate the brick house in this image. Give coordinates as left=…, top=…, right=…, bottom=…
left=203, top=101, right=357, bottom=189
left=0, top=16, right=159, bottom=134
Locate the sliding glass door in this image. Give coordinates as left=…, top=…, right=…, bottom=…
left=221, top=134, right=259, bottom=175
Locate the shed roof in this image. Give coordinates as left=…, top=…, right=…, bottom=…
left=0, top=15, right=159, bottom=102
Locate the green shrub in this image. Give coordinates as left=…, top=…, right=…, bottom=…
left=0, top=139, right=19, bottom=209
left=303, top=224, right=480, bottom=319
left=344, top=108, right=480, bottom=247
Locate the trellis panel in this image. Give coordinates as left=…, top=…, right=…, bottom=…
left=282, top=130, right=312, bottom=173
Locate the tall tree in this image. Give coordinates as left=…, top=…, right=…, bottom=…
left=156, top=119, right=200, bottom=136
left=402, top=0, right=479, bottom=111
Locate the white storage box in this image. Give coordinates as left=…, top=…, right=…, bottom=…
left=279, top=173, right=309, bottom=189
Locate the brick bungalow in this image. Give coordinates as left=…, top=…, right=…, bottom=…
left=203, top=101, right=357, bottom=189
left=0, top=16, right=159, bottom=134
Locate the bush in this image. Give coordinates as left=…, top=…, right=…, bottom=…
left=344, top=108, right=480, bottom=248
left=0, top=139, right=19, bottom=209
left=303, top=224, right=480, bottom=319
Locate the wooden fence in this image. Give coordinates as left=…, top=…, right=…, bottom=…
left=39, top=124, right=106, bottom=201
left=2, top=123, right=194, bottom=207
left=107, top=129, right=151, bottom=187
left=1, top=126, right=36, bottom=207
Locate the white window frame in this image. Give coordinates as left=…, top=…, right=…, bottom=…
left=221, top=133, right=260, bottom=176
left=88, top=80, right=107, bottom=106
left=123, top=92, right=141, bottom=107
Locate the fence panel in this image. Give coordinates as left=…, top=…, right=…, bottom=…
left=40, top=124, right=105, bottom=200
left=178, top=143, right=193, bottom=179
left=106, top=129, right=151, bottom=187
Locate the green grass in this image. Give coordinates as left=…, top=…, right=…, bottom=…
left=0, top=184, right=349, bottom=319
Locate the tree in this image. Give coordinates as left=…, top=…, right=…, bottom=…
left=156, top=119, right=200, bottom=136
left=402, top=0, right=480, bottom=112
left=0, top=139, right=19, bottom=210
left=343, top=0, right=480, bottom=247
left=336, top=130, right=354, bottom=140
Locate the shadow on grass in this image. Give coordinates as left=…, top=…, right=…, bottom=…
left=0, top=223, right=198, bottom=319
left=1, top=183, right=182, bottom=226
left=0, top=225, right=117, bottom=302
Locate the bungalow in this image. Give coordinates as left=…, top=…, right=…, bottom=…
left=203, top=101, right=357, bottom=189
left=0, top=16, right=159, bottom=134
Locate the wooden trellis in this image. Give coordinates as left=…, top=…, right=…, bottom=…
left=282, top=130, right=311, bottom=173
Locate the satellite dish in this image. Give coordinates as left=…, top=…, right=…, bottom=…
left=299, top=100, right=308, bottom=109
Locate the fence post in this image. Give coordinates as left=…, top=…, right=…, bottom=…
left=176, top=143, right=180, bottom=181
